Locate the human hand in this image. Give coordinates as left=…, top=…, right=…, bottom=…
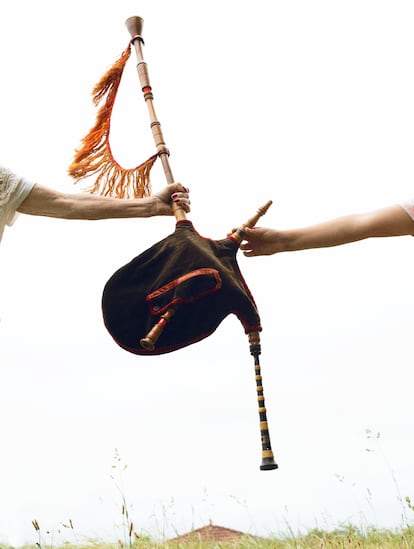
left=239, top=226, right=281, bottom=256
left=153, top=183, right=190, bottom=216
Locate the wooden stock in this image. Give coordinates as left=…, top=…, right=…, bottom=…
left=140, top=308, right=175, bottom=351
left=125, top=16, right=186, bottom=221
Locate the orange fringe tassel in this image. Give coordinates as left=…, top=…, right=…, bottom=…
left=68, top=44, right=157, bottom=199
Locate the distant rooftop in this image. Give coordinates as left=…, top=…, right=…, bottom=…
left=168, top=522, right=259, bottom=544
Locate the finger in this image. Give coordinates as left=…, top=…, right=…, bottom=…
left=171, top=193, right=190, bottom=203
left=173, top=183, right=189, bottom=193
left=172, top=197, right=191, bottom=212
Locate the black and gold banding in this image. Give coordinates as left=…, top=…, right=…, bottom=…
left=250, top=334, right=278, bottom=471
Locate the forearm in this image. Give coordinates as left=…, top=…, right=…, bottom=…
left=284, top=206, right=414, bottom=251
left=284, top=214, right=370, bottom=251
left=17, top=185, right=157, bottom=219
left=48, top=194, right=156, bottom=220
left=241, top=205, right=414, bottom=256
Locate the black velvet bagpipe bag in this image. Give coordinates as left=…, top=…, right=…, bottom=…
left=102, top=220, right=261, bottom=355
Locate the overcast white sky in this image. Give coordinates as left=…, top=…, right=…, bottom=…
left=1, top=0, right=414, bottom=545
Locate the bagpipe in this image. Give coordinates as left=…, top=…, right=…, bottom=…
left=69, top=16, right=278, bottom=471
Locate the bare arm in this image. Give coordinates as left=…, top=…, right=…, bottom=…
left=17, top=183, right=190, bottom=220
left=240, top=205, right=414, bottom=257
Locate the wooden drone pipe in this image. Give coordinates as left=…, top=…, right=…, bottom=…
left=125, top=16, right=186, bottom=221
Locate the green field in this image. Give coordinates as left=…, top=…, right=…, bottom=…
left=5, top=525, right=414, bottom=549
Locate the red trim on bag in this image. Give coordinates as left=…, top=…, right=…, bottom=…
left=146, top=268, right=222, bottom=315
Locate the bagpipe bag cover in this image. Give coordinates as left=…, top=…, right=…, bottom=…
left=102, top=220, right=261, bottom=355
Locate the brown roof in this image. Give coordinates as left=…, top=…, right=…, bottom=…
left=168, top=523, right=258, bottom=544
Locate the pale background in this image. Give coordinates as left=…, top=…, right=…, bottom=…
left=0, top=0, right=413, bottom=544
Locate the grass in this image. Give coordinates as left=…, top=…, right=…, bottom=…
left=4, top=525, right=414, bottom=549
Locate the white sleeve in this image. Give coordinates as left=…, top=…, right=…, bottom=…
left=0, top=165, right=35, bottom=240
left=399, top=199, right=414, bottom=221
